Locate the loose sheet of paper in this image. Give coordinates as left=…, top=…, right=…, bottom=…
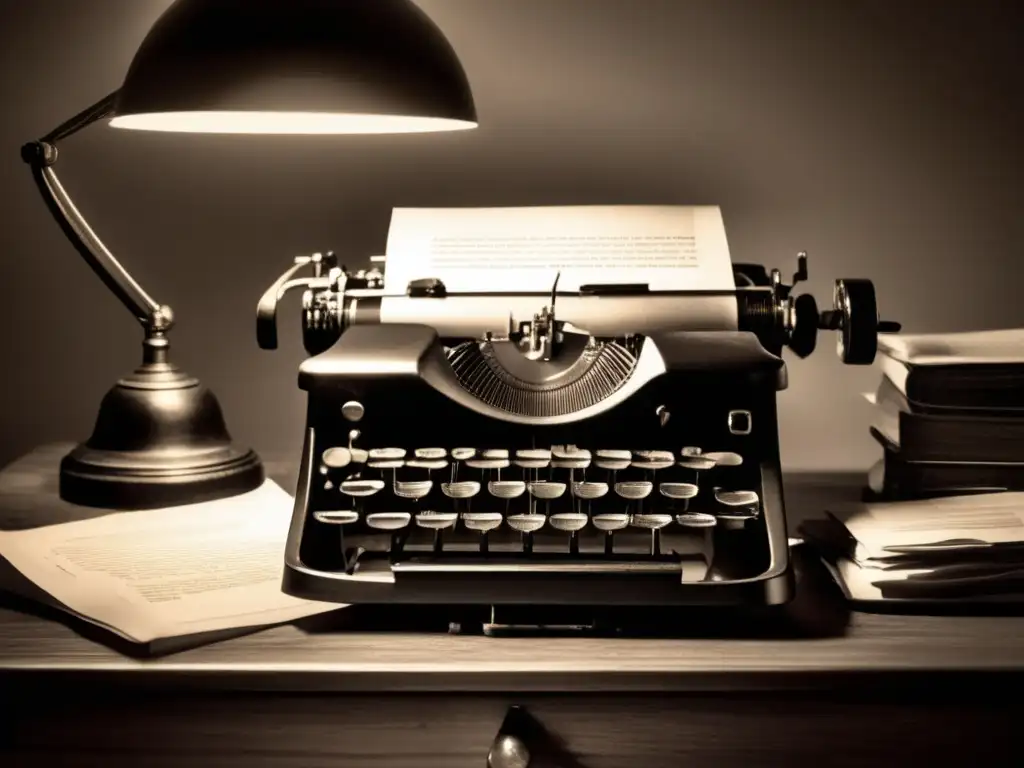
left=382, top=205, right=735, bottom=294
left=0, top=480, right=339, bottom=643
left=827, top=491, right=1024, bottom=564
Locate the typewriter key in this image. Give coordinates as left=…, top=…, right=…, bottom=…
left=462, top=512, right=503, bottom=553
left=507, top=513, right=546, bottom=534
left=715, top=489, right=759, bottom=507
left=527, top=481, right=565, bottom=500
left=406, top=458, right=447, bottom=471
left=481, top=448, right=510, bottom=460
left=340, top=479, right=385, bottom=497
left=514, top=448, right=551, bottom=470
left=415, top=511, right=458, bottom=529
left=549, top=512, right=588, bottom=530
left=368, top=459, right=405, bottom=470
left=450, top=447, right=476, bottom=461
left=489, top=480, right=527, bottom=499
left=507, top=513, right=547, bottom=552
left=516, top=448, right=551, bottom=461
left=614, top=481, right=653, bottom=500
left=415, top=448, right=447, bottom=460
left=313, top=510, right=359, bottom=526
left=369, top=448, right=407, bottom=461
left=678, top=456, right=717, bottom=471
left=631, top=513, right=674, bottom=556
left=441, top=481, right=481, bottom=499
left=704, top=451, right=743, bottom=467
left=572, top=481, right=609, bottom=500
left=676, top=512, right=717, bottom=528
left=462, top=512, right=503, bottom=531
left=659, top=482, right=699, bottom=500
left=549, top=512, right=588, bottom=553
left=366, top=512, right=412, bottom=531
left=632, top=450, right=675, bottom=471
left=322, top=446, right=352, bottom=469
left=466, top=458, right=511, bottom=471
left=394, top=480, right=433, bottom=500
left=592, top=512, right=630, bottom=554
left=595, top=449, right=632, bottom=471
left=415, top=511, right=459, bottom=554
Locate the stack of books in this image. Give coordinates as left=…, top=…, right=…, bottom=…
left=864, top=328, right=1024, bottom=501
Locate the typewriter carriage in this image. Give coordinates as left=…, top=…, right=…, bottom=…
left=257, top=250, right=897, bottom=367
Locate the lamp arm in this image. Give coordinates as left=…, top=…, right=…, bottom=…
left=21, top=90, right=172, bottom=334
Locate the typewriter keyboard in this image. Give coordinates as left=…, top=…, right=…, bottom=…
left=309, top=444, right=765, bottom=569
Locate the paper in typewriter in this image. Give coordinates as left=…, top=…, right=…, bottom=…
left=383, top=205, right=735, bottom=293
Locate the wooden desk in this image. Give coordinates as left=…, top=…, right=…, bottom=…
left=1, top=450, right=1022, bottom=766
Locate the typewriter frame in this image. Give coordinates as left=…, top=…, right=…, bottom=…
left=268, top=255, right=895, bottom=610
left=282, top=326, right=794, bottom=607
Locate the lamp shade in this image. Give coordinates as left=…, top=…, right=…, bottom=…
left=110, top=0, right=477, bottom=134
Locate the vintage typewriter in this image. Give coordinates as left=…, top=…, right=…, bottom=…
left=258, top=220, right=897, bottom=616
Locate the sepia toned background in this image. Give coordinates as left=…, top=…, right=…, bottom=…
left=0, top=0, right=1020, bottom=473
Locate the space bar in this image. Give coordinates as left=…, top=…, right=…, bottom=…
left=392, top=558, right=686, bottom=574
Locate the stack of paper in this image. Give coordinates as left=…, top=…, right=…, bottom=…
left=0, top=446, right=341, bottom=654
left=800, top=491, right=1024, bottom=603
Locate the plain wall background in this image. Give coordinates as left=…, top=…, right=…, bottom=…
left=0, top=0, right=1020, bottom=473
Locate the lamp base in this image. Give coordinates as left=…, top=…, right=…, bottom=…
left=59, top=346, right=264, bottom=510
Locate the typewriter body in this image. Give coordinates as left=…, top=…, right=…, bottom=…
left=258, top=217, right=896, bottom=611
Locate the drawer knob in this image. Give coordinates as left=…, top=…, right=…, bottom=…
left=487, top=706, right=584, bottom=767
left=488, top=733, right=531, bottom=768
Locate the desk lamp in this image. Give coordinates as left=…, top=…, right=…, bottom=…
left=21, top=0, right=477, bottom=510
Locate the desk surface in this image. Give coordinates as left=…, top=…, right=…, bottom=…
left=1, top=446, right=1023, bottom=693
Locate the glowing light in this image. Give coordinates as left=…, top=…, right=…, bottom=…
left=110, top=111, right=478, bottom=135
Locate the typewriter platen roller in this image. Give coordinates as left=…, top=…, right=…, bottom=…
left=258, top=249, right=898, bottom=608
